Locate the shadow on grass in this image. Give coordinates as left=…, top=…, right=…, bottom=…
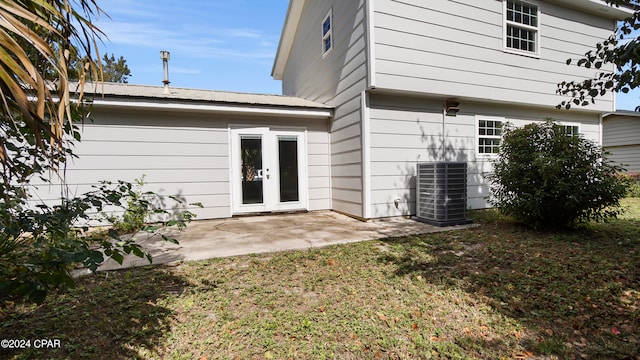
left=0, top=266, right=186, bottom=359
left=379, top=211, right=640, bottom=359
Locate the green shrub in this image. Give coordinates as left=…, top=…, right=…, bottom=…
left=0, top=103, right=202, bottom=307
left=623, top=172, right=640, bottom=198
left=487, top=119, right=628, bottom=229
left=106, top=176, right=163, bottom=233
left=0, top=180, right=199, bottom=306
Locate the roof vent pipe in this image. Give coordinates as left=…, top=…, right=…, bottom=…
left=160, top=50, right=170, bottom=94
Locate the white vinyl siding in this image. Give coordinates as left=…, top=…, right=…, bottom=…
left=282, top=0, right=369, bottom=217
left=371, top=0, right=617, bottom=111
left=34, top=110, right=231, bottom=220
left=306, top=129, right=332, bottom=211
left=32, top=108, right=332, bottom=221
left=604, top=114, right=640, bottom=172
left=605, top=146, right=640, bottom=173
left=367, top=93, right=602, bottom=217
left=368, top=94, right=488, bottom=217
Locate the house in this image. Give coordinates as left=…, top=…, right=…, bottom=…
left=38, top=0, right=633, bottom=222
left=271, top=0, right=632, bottom=219
left=38, top=84, right=333, bottom=220
left=603, top=111, right=640, bottom=173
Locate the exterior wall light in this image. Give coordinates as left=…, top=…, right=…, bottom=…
left=445, top=100, right=460, bottom=116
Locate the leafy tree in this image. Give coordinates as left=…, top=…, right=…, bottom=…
left=68, top=51, right=132, bottom=83
left=101, top=53, right=132, bottom=83
left=0, top=0, right=103, bottom=170
left=0, top=1, right=196, bottom=307
left=557, top=0, right=640, bottom=109
left=487, top=120, right=628, bottom=229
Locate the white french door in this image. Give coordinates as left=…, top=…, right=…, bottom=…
left=231, top=127, right=307, bottom=214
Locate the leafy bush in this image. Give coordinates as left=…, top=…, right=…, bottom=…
left=106, top=176, right=169, bottom=233
left=622, top=172, right=640, bottom=198
left=0, top=116, right=201, bottom=307
left=0, top=179, right=199, bottom=306
left=487, top=119, right=628, bottom=229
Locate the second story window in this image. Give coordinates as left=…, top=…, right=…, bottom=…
left=322, top=9, right=333, bottom=58
left=504, top=0, right=539, bottom=55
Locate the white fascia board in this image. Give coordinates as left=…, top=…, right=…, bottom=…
left=91, top=99, right=332, bottom=119
left=588, top=0, right=636, bottom=16
left=604, top=110, right=640, bottom=117
left=272, top=0, right=306, bottom=80
left=556, top=0, right=635, bottom=18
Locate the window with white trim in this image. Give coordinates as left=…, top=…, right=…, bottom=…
left=322, top=9, right=333, bottom=57
left=504, top=0, right=539, bottom=55
left=559, top=124, right=579, bottom=137
left=478, top=118, right=504, bottom=154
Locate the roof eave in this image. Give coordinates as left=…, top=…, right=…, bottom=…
left=91, top=98, right=333, bottom=119
left=604, top=110, right=640, bottom=118
left=271, top=0, right=306, bottom=80
left=555, top=0, right=636, bottom=19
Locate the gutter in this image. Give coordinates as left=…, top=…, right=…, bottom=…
left=91, top=99, right=332, bottom=119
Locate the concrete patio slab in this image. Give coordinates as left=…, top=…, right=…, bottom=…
left=94, top=211, right=477, bottom=272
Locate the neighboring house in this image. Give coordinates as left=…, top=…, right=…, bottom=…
left=272, top=0, right=632, bottom=219
left=604, top=111, right=640, bottom=173
left=36, top=0, right=634, bottom=222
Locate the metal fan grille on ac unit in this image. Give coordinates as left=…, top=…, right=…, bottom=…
left=416, top=162, right=472, bottom=226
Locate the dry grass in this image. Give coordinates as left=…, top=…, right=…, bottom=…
left=2, top=199, right=639, bottom=359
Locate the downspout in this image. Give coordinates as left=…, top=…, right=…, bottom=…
left=441, top=104, right=446, bottom=162
left=599, top=113, right=604, bottom=146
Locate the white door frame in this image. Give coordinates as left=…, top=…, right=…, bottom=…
left=230, top=126, right=308, bottom=214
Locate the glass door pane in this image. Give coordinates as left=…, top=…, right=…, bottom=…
left=278, top=136, right=299, bottom=203
left=241, top=136, right=263, bottom=204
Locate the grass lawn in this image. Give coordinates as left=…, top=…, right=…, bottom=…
left=2, top=199, right=640, bottom=359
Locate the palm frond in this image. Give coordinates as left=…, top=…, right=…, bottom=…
left=0, top=0, right=105, bottom=171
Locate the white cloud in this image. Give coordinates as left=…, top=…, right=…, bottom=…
left=92, top=0, right=287, bottom=92
left=172, top=67, right=202, bottom=75
left=224, top=29, right=264, bottom=39
left=96, top=0, right=152, bottom=19
left=98, top=20, right=277, bottom=63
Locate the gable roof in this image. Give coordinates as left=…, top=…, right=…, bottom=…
left=272, top=0, right=305, bottom=80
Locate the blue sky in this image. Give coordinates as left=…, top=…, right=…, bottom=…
left=94, top=0, right=289, bottom=94
left=617, top=89, right=640, bottom=111
left=94, top=0, right=639, bottom=110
